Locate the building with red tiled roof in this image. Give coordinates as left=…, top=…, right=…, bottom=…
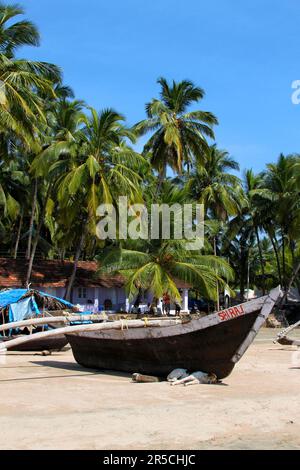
left=0, top=258, right=191, bottom=312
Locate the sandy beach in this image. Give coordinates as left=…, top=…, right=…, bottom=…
left=0, top=328, right=300, bottom=450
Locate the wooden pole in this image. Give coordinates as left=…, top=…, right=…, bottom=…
left=0, top=314, right=106, bottom=334
left=246, top=251, right=250, bottom=301
left=1, top=310, right=6, bottom=337
left=0, top=318, right=182, bottom=351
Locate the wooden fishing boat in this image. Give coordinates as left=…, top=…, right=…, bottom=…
left=65, top=287, right=282, bottom=379
left=0, top=333, right=68, bottom=352
left=276, top=320, right=300, bottom=346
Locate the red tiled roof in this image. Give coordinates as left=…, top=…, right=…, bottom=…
left=0, top=258, right=191, bottom=289
left=0, top=258, right=124, bottom=289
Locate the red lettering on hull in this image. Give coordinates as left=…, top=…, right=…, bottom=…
left=218, top=304, right=245, bottom=322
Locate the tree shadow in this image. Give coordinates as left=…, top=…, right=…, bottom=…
left=0, top=372, right=101, bottom=384
left=31, top=360, right=94, bottom=372
left=0, top=360, right=130, bottom=383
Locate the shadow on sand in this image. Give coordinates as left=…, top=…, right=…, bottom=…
left=0, top=360, right=131, bottom=383
left=31, top=360, right=131, bottom=378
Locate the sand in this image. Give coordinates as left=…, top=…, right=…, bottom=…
left=0, top=328, right=300, bottom=450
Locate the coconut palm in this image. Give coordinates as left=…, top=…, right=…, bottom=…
left=243, top=169, right=269, bottom=294
left=0, top=54, right=61, bottom=144
left=0, top=3, right=39, bottom=57
left=223, top=170, right=266, bottom=299
left=34, top=107, right=145, bottom=299
left=0, top=159, right=22, bottom=218
left=54, top=107, right=144, bottom=216
left=134, top=77, right=218, bottom=185
left=0, top=155, right=30, bottom=256
left=25, top=98, right=86, bottom=281
left=0, top=3, right=61, bottom=145
left=257, top=154, right=300, bottom=290
left=188, top=145, right=243, bottom=221
left=99, top=238, right=233, bottom=303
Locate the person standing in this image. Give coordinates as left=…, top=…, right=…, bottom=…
left=162, top=292, right=171, bottom=316
left=175, top=301, right=181, bottom=316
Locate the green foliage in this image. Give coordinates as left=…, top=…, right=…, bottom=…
left=98, top=239, right=234, bottom=302
left=133, top=77, right=218, bottom=177
left=0, top=2, right=299, bottom=301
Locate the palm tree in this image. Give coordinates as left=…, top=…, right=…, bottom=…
left=188, top=145, right=242, bottom=221
left=0, top=3, right=61, bottom=145
left=134, top=77, right=218, bottom=186
left=99, top=238, right=233, bottom=304
left=54, top=107, right=143, bottom=219
left=33, top=107, right=145, bottom=300
left=25, top=98, right=86, bottom=281
left=0, top=54, right=61, bottom=145
left=0, top=160, right=21, bottom=218
left=223, top=170, right=264, bottom=300
left=223, top=227, right=256, bottom=301
left=0, top=3, right=39, bottom=57
left=0, top=155, right=29, bottom=257
left=258, top=154, right=300, bottom=290
left=185, top=146, right=242, bottom=305
left=244, top=169, right=268, bottom=294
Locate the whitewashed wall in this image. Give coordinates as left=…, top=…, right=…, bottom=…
left=44, top=286, right=127, bottom=311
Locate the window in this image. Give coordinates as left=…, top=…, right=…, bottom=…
left=78, top=287, right=87, bottom=299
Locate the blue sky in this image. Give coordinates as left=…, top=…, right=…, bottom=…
left=20, top=0, right=300, bottom=174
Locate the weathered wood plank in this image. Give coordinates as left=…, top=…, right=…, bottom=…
left=0, top=318, right=182, bottom=351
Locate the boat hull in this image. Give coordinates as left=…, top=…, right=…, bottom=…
left=0, top=334, right=68, bottom=352
left=66, top=310, right=260, bottom=379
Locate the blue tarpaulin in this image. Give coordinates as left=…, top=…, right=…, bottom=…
left=9, top=297, right=37, bottom=322
left=0, top=289, right=91, bottom=338
left=0, top=288, right=74, bottom=323
left=0, top=289, right=28, bottom=309
left=0, top=289, right=73, bottom=309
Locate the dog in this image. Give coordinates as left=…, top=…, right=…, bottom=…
left=171, top=371, right=218, bottom=386
left=167, top=368, right=189, bottom=382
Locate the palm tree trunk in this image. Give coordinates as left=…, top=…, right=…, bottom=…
left=157, top=165, right=167, bottom=192
left=26, top=183, right=51, bottom=286
left=269, top=235, right=282, bottom=286
left=240, top=269, right=245, bottom=302
left=255, top=227, right=266, bottom=295
left=290, top=240, right=296, bottom=265
left=60, top=248, right=66, bottom=262
left=287, top=261, right=300, bottom=292
left=26, top=177, right=38, bottom=260
left=213, top=237, right=220, bottom=310
left=13, top=208, right=24, bottom=259
left=239, top=239, right=247, bottom=302
left=281, top=229, right=286, bottom=291
left=64, top=227, right=87, bottom=302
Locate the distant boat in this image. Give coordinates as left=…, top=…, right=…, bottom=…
left=66, top=287, right=282, bottom=379
left=0, top=333, right=68, bottom=352
left=276, top=319, right=300, bottom=346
